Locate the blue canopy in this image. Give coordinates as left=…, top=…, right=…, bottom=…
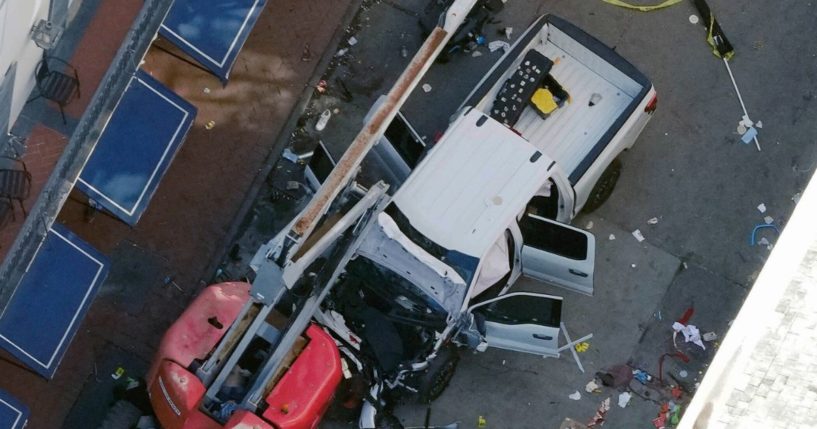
left=0, top=224, right=109, bottom=379
left=159, top=0, right=267, bottom=82
left=76, top=69, right=196, bottom=225
left=0, top=389, right=28, bottom=429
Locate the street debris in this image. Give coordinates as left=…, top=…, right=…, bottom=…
left=569, top=391, right=582, bottom=400
left=672, top=321, right=705, bottom=350
left=488, top=40, right=510, bottom=53
left=301, top=43, right=312, bottom=62
left=654, top=310, right=662, bottom=320
left=792, top=192, right=802, bottom=204
left=688, top=14, right=699, bottom=24
left=647, top=217, right=659, bottom=225
left=575, top=341, right=590, bottom=353
left=315, top=109, right=332, bottom=131
left=478, top=416, right=487, bottom=427
left=335, top=48, right=349, bottom=57
left=608, top=234, right=616, bottom=241
left=400, top=46, right=408, bottom=58
left=586, top=397, right=610, bottom=428
left=112, top=366, right=125, bottom=380
left=763, top=215, right=774, bottom=224
left=631, top=263, right=637, bottom=268
left=617, top=391, right=632, bottom=408
left=504, top=26, right=513, bottom=39
left=203, top=87, right=211, bottom=94
left=422, top=83, right=432, bottom=93
left=585, top=220, right=594, bottom=230
left=740, top=126, right=758, bottom=145
left=585, top=379, right=601, bottom=393
left=471, top=50, right=483, bottom=57
left=348, top=36, right=358, bottom=46
left=632, top=229, right=645, bottom=242
left=757, top=203, right=766, bottom=213
left=679, top=369, right=688, bottom=378
left=632, top=368, right=653, bottom=384
left=205, top=120, right=216, bottom=130
left=316, top=79, right=328, bottom=94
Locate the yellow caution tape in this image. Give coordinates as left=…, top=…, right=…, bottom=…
left=706, top=15, right=735, bottom=60
left=602, top=0, right=682, bottom=12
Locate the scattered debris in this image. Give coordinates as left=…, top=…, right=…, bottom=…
left=757, top=203, right=767, bottom=213
left=504, top=26, right=513, bottom=39
left=763, top=215, right=774, bottom=224
left=488, top=40, right=511, bottom=53
left=632, top=368, right=653, bottom=384
left=654, top=310, right=662, bottom=320
left=316, top=80, right=328, bottom=94
left=585, top=379, right=601, bottom=393
left=569, top=391, right=582, bottom=400
left=586, top=397, right=610, bottom=428
left=679, top=369, right=688, bottom=378
left=203, top=87, right=211, bottom=94
left=737, top=122, right=747, bottom=135
left=205, top=120, right=216, bottom=130
left=472, top=50, right=483, bottom=57
left=422, top=83, right=432, bottom=93
left=560, top=418, right=589, bottom=429
left=348, top=36, right=358, bottom=46
left=608, top=234, right=616, bottom=241
left=335, top=48, right=349, bottom=57
left=112, top=366, right=125, bottom=380
left=792, top=192, right=802, bottom=204
left=750, top=223, right=779, bottom=246
left=617, top=392, right=632, bottom=408
left=585, top=221, right=594, bottom=230
left=575, top=342, right=590, bottom=353
left=672, top=322, right=705, bottom=350
left=400, top=46, right=408, bottom=58
left=682, top=262, right=688, bottom=269
left=632, top=229, right=645, bottom=242
left=647, top=217, right=659, bottom=225
left=478, top=416, right=487, bottom=428
left=756, top=120, right=763, bottom=128
left=333, top=108, right=341, bottom=115
left=315, top=109, right=332, bottom=131
left=688, top=14, right=699, bottom=24
left=301, top=43, right=312, bottom=62
left=631, top=263, right=637, bottom=268
left=740, top=126, right=758, bottom=145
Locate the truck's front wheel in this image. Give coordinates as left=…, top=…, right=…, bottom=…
left=416, top=345, right=460, bottom=404
left=582, top=158, right=622, bottom=213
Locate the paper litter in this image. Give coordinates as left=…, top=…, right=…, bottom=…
left=586, top=380, right=601, bottom=393
left=488, top=40, right=511, bottom=53
left=586, top=221, right=594, bottom=230
left=569, top=391, right=582, bottom=400
left=422, top=83, right=432, bottom=93
left=647, top=217, right=659, bottom=225
left=689, top=14, right=699, bottom=24
left=672, top=322, right=705, bottom=350
left=632, top=229, right=645, bottom=242
left=764, top=216, right=774, bottom=224
left=757, top=203, right=766, bottom=213
left=348, top=36, right=358, bottom=46
left=609, top=234, right=616, bottom=241
left=618, top=392, right=632, bottom=408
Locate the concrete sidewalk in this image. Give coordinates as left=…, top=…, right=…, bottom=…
left=0, top=1, right=356, bottom=428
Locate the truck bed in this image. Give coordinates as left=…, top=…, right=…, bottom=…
left=465, top=15, right=650, bottom=184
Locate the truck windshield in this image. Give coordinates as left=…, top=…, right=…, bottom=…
left=384, top=203, right=478, bottom=285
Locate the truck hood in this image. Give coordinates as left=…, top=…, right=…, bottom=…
left=356, top=212, right=468, bottom=316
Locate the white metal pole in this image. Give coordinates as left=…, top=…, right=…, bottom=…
left=723, top=57, right=761, bottom=152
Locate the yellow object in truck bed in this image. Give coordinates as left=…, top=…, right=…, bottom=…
left=530, top=88, right=559, bottom=117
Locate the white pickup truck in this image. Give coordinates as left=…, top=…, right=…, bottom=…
left=364, top=14, right=657, bottom=221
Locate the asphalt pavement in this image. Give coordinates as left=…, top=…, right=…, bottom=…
left=224, top=0, right=817, bottom=428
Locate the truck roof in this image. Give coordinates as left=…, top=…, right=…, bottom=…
left=392, top=109, right=552, bottom=259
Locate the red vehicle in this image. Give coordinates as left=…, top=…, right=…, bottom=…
left=146, top=282, right=342, bottom=429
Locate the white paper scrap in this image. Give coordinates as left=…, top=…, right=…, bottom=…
left=757, top=203, right=766, bottom=213
left=569, top=391, right=581, bottom=400
left=632, top=229, right=645, bottom=242
left=618, top=392, right=632, bottom=408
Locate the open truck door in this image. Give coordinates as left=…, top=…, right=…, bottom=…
left=468, top=292, right=563, bottom=357
left=518, top=213, right=595, bottom=296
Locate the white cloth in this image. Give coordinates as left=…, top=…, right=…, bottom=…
left=672, top=322, right=705, bottom=350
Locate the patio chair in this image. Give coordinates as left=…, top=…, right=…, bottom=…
left=28, top=55, right=81, bottom=124
left=0, top=156, right=32, bottom=220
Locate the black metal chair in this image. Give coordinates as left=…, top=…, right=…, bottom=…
left=0, top=156, right=32, bottom=221
left=28, top=55, right=81, bottom=124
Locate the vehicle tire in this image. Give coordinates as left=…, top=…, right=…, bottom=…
left=582, top=157, right=622, bottom=213
left=97, top=400, right=141, bottom=429
left=375, top=413, right=405, bottom=429
left=416, top=345, right=460, bottom=404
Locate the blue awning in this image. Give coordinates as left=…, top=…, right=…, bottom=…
left=0, top=224, right=109, bottom=379
left=159, top=0, right=267, bottom=82
left=76, top=69, right=196, bottom=226
left=0, top=389, right=28, bottom=429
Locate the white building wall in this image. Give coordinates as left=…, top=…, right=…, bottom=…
left=0, top=0, right=49, bottom=133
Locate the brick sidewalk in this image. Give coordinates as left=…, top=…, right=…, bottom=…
left=0, top=1, right=354, bottom=427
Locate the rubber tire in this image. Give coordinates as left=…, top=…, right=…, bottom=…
left=97, top=400, right=141, bottom=429
left=582, top=158, right=622, bottom=214
left=375, top=413, right=405, bottom=429
left=416, top=345, right=460, bottom=404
